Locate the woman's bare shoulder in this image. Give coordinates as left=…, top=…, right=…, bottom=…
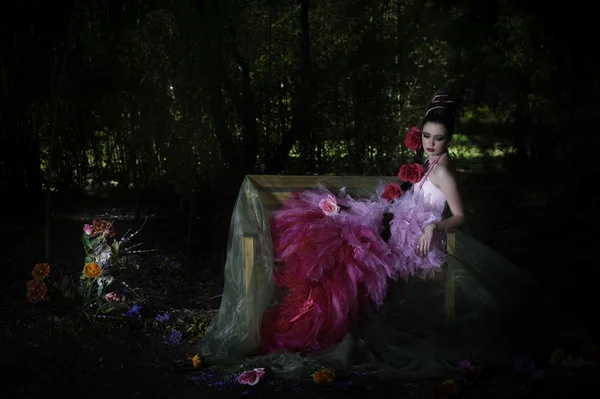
left=431, top=158, right=458, bottom=186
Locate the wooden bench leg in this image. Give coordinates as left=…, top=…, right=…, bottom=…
left=444, top=231, right=456, bottom=322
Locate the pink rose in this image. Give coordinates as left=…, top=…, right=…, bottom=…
left=83, top=224, right=93, bottom=235
left=404, top=126, right=422, bottom=151
left=318, top=195, right=340, bottom=216
left=105, top=292, right=118, bottom=302
left=237, top=368, right=266, bottom=386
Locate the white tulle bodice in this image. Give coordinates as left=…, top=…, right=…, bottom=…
left=414, top=177, right=447, bottom=213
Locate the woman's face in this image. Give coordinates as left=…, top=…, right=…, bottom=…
left=422, top=122, right=450, bottom=157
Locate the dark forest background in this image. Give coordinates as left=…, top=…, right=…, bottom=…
left=1, top=0, right=599, bottom=323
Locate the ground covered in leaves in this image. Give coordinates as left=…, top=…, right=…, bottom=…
left=3, top=249, right=600, bottom=399
left=3, top=171, right=600, bottom=398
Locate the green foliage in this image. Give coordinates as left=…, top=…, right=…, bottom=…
left=82, top=233, right=94, bottom=255
left=3, top=0, right=596, bottom=195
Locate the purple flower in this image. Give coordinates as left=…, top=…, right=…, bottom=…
left=105, top=292, right=118, bottom=303
left=514, top=356, right=536, bottom=373
left=164, top=329, right=183, bottom=346
left=155, top=312, right=170, bottom=323
left=123, top=304, right=142, bottom=319
left=457, top=359, right=476, bottom=373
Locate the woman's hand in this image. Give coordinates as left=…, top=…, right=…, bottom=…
left=416, top=224, right=436, bottom=257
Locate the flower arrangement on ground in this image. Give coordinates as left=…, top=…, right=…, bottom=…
left=80, top=217, right=149, bottom=311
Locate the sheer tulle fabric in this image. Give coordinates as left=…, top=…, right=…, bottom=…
left=197, top=176, right=588, bottom=381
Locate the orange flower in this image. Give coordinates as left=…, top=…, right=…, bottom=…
left=32, top=262, right=50, bottom=280
left=26, top=278, right=49, bottom=303
left=84, top=262, right=101, bottom=278
left=313, top=368, right=335, bottom=384
left=440, top=379, right=460, bottom=395
left=192, top=354, right=202, bottom=368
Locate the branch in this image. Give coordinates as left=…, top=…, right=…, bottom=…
left=119, top=216, right=148, bottom=244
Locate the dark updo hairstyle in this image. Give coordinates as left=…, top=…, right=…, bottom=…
left=413, top=92, right=458, bottom=165
left=422, top=92, right=457, bottom=136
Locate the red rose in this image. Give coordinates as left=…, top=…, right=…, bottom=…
left=26, top=278, right=49, bottom=304
left=398, top=163, right=424, bottom=184
left=90, top=219, right=115, bottom=239
left=404, top=126, right=422, bottom=151
left=381, top=183, right=402, bottom=201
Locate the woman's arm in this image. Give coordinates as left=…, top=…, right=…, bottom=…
left=429, top=165, right=465, bottom=231
left=416, top=165, right=465, bottom=257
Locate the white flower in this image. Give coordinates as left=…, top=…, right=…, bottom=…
left=95, top=246, right=112, bottom=268
left=97, top=276, right=114, bottom=287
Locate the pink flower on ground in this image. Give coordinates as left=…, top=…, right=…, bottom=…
left=319, top=195, right=340, bottom=216
left=83, top=224, right=93, bottom=235
left=26, top=279, right=49, bottom=304
left=457, top=359, right=476, bottom=373
left=105, top=292, right=118, bottom=302
left=237, top=368, right=266, bottom=386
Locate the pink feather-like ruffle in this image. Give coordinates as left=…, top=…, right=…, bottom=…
left=259, top=181, right=447, bottom=354
left=260, top=187, right=391, bottom=354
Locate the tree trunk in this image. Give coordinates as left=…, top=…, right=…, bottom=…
left=266, top=0, right=313, bottom=173
left=196, top=0, right=241, bottom=171
left=129, top=100, right=141, bottom=218
left=0, top=8, right=26, bottom=193
left=226, top=26, right=259, bottom=173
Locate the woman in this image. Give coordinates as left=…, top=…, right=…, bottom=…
left=198, top=93, right=586, bottom=380
left=258, top=94, right=464, bottom=356
left=387, top=93, right=464, bottom=280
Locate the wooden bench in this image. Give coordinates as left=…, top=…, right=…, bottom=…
left=242, top=174, right=456, bottom=322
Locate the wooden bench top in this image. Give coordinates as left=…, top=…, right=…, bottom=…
left=246, top=174, right=395, bottom=213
